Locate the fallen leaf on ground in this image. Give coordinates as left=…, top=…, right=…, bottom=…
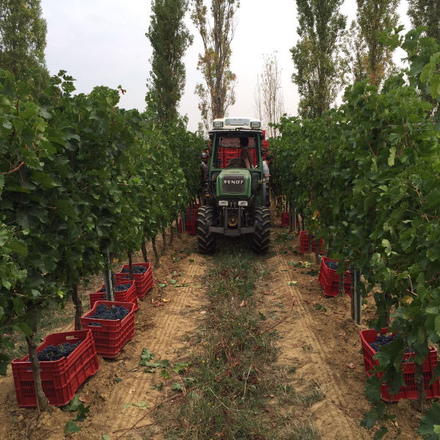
left=79, top=391, right=93, bottom=404
left=264, top=291, right=271, bottom=295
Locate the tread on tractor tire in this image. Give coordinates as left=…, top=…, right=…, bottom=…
left=197, top=205, right=216, bottom=254
left=252, top=207, right=270, bottom=254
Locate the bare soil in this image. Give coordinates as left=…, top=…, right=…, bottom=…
left=0, top=214, right=425, bottom=440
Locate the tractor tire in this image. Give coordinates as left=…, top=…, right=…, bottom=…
left=252, top=207, right=270, bottom=254
left=197, top=205, right=216, bottom=254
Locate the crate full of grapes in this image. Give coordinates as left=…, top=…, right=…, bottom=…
left=318, top=257, right=351, bottom=297
left=115, top=262, right=154, bottom=299
left=11, top=329, right=99, bottom=407
left=89, top=280, right=138, bottom=311
left=81, top=301, right=135, bottom=359
left=360, top=328, right=440, bottom=402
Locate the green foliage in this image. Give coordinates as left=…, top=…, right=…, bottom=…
left=191, top=0, right=239, bottom=129
left=0, top=69, right=198, bottom=383
left=407, top=0, right=440, bottom=41
left=291, top=0, right=347, bottom=118
left=355, top=0, right=399, bottom=86
left=0, top=0, right=49, bottom=92
left=146, top=0, right=193, bottom=124
left=273, top=29, right=440, bottom=435
left=418, top=402, right=440, bottom=439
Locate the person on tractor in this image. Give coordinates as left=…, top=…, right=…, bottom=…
left=200, top=152, right=209, bottom=203
left=239, top=136, right=252, bottom=169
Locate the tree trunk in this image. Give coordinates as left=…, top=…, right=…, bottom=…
left=152, top=236, right=160, bottom=268
left=26, top=307, right=50, bottom=412
left=161, top=229, right=166, bottom=255
left=72, top=282, right=83, bottom=330
left=141, top=239, right=148, bottom=262
left=412, top=362, right=426, bottom=413
left=128, top=252, right=134, bottom=280
left=169, top=223, right=174, bottom=246
left=175, top=217, right=181, bottom=239
left=384, top=292, right=391, bottom=328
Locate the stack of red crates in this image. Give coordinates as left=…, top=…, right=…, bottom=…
left=116, top=262, right=154, bottom=300
left=318, top=256, right=351, bottom=297
left=89, top=280, right=138, bottom=311
left=11, top=330, right=99, bottom=407
left=360, top=328, right=440, bottom=402
left=178, top=204, right=200, bottom=235
left=81, top=301, right=136, bottom=359
left=300, top=231, right=324, bottom=254
left=218, top=147, right=257, bottom=169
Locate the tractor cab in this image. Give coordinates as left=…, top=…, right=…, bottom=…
left=197, top=117, right=270, bottom=254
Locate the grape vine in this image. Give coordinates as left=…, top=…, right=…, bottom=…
left=0, top=69, right=203, bottom=409
left=271, top=29, right=440, bottom=438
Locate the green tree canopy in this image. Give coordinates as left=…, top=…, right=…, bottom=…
left=356, top=0, right=399, bottom=86
left=290, top=0, right=346, bottom=119
left=191, top=0, right=239, bottom=130
left=0, top=0, right=49, bottom=91
left=407, top=0, right=440, bottom=41
left=146, top=0, right=193, bottom=124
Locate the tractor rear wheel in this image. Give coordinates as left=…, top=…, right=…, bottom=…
left=252, top=207, right=270, bottom=254
left=197, top=206, right=216, bottom=254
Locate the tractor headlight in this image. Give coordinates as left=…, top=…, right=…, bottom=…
left=238, top=200, right=248, bottom=207
left=218, top=200, right=228, bottom=207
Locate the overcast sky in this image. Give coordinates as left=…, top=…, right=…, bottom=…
left=40, top=0, right=410, bottom=133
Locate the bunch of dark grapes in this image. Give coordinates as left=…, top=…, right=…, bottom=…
left=121, top=266, right=147, bottom=274
left=91, top=304, right=130, bottom=320
left=369, top=334, right=396, bottom=352
left=100, top=283, right=132, bottom=293
left=37, top=341, right=82, bottom=361
left=324, top=260, right=338, bottom=270
left=370, top=333, right=411, bottom=353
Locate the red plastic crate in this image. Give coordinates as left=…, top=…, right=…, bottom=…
left=300, top=231, right=324, bottom=254
left=178, top=204, right=199, bottom=235
left=116, top=262, right=154, bottom=299
left=319, top=257, right=340, bottom=284
left=81, top=301, right=135, bottom=359
left=89, top=280, right=138, bottom=311
left=281, top=212, right=289, bottom=227
left=178, top=218, right=197, bottom=235
left=360, top=328, right=440, bottom=402
left=11, top=330, right=99, bottom=407
left=318, top=257, right=351, bottom=297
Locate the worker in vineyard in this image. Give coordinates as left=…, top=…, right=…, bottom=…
left=200, top=152, right=209, bottom=203
left=263, top=154, right=273, bottom=206
left=239, top=137, right=252, bottom=169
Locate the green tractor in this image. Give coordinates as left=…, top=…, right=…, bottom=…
left=198, top=117, right=270, bottom=254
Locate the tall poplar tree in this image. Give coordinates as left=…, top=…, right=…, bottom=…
left=146, top=0, right=193, bottom=124
left=290, top=0, right=346, bottom=119
left=356, top=0, right=399, bottom=86
left=255, top=53, right=284, bottom=137
left=191, top=0, right=239, bottom=130
left=0, top=0, right=49, bottom=90
left=407, top=0, right=440, bottom=41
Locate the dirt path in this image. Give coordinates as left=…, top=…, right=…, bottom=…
left=263, top=241, right=369, bottom=439
left=0, top=218, right=423, bottom=439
